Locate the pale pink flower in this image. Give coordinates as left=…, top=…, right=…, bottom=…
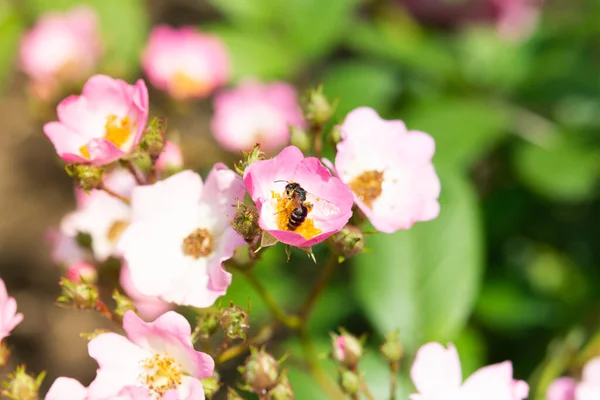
left=211, top=81, right=304, bottom=153
left=43, top=74, right=149, bottom=165
left=548, top=357, right=600, bottom=400
left=19, top=6, right=102, bottom=98
left=87, top=310, right=212, bottom=399
left=410, top=342, right=528, bottom=400
left=118, top=166, right=245, bottom=308
left=492, top=0, right=540, bottom=41
left=46, top=228, right=87, bottom=266
left=156, top=141, right=184, bottom=172
left=243, top=146, right=353, bottom=247
left=61, top=169, right=136, bottom=262
left=334, top=107, right=440, bottom=233
left=0, top=278, right=23, bottom=342
left=120, top=263, right=172, bottom=321
left=45, top=377, right=151, bottom=400
left=66, top=261, right=97, bottom=283
left=142, top=25, right=229, bottom=100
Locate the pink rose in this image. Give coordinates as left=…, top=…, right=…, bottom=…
left=0, top=278, right=23, bottom=342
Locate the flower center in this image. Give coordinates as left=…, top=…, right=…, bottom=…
left=272, top=190, right=322, bottom=240
left=107, top=220, right=129, bottom=243
left=348, top=170, right=384, bottom=208
left=182, top=228, right=213, bottom=258
left=170, top=72, right=211, bottom=99
left=139, top=353, right=183, bottom=398
left=79, top=115, right=134, bottom=159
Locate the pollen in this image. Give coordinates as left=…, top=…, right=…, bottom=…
left=182, top=228, right=213, bottom=258
left=107, top=220, right=129, bottom=243
left=170, top=72, right=211, bottom=99
left=271, top=191, right=322, bottom=240
left=79, top=115, right=134, bottom=158
left=348, top=170, right=384, bottom=208
left=138, top=352, right=183, bottom=398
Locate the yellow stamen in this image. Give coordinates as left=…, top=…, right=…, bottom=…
left=182, top=228, right=214, bottom=258
left=139, top=353, right=183, bottom=398
left=272, top=191, right=322, bottom=240
left=348, top=170, right=384, bottom=208
left=170, top=72, right=211, bottom=99
left=107, top=220, right=129, bottom=243
left=79, top=115, right=134, bottom=159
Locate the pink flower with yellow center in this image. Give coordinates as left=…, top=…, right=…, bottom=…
left=211, top=81, right=305, bottom=153
left=120, top=263, right=172, bottom=321
left=86, top=311, right=212, bottom=400
left=19, top=6, right=102, bottom=98
left=45, top=377, right=150, bottom=400
left=61, top=169, right=137, bottom=262
left=43, top=74, right=149, bottom=165
left=0, top=278, right=23, bottom=342
left=243, top=146, right=354, bottom=247
left=334, top=107, right=440, bottom=233
left=410, top=342, right=529, bottom=400
left=118, top=166, right=245, bottom=308
left=142, top=25, right=229, bottom=100
left=547, top=357, right=600, bottom=400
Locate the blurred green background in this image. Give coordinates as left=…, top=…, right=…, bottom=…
left=0, top=0, right=599, bottom=398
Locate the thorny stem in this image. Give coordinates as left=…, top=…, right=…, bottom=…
left=99, top=183, right=130, bottom=205
left=95, top=300, right=122, bottom=326
left=299, top=252, right=339, bottom=320
left=312, top=123, right=324, bottom=159
left=389, top=361, right=399, bottom=400
left=215, top=323, right=275, bottom=364
left=125, top=160, right=146, bottom=185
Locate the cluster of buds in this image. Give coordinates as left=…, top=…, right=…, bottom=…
left=56, top=277, right=100, bottom=310
left=330, top=329, right=365, bottom=395
left=1, top=366, right=45, bottom=400
left=239, top=347, right=293, bottom=399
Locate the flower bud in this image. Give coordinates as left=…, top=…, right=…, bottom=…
left=330, top=330, right=363, bottom=369
left=380, top=330, right=403, bottom=364
left=339, top=370, right=359, bottom=395
left=139, top=117, right=167, bottom=162
left=201, top=371, right=221, bottom=399
left=1, top=366, right=45, bottom=400
left=234, top=144, right=266, bottom=176
left=227, top=388, right=244, bottom=400
left=56, top=277, right=99, bottom=310
left=220, top=303, right=250, bottom=340
left=65, top=261, right=97, bottom=283
left=330, top=125, right=342, bottom=144
left=194, top=309, right=220, bottom=341
left=303, top=86, right=335, bottom=126
left=267, top=374, right=294, bottom=400
left=329, top=225, right=364, bottom=260
left=112, top=289, right=136, bottom=318
left=232, top=201, right=261, bottom=243
left=65, top=164, right=104, bottom=192
left=156, top=141, right=184, bottom=173
left=289, top=126, right=311, bottom=153
left=241, top=347, right=280, bottom=393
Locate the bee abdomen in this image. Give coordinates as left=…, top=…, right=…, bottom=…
left=287, top=206, right=308, bottom=231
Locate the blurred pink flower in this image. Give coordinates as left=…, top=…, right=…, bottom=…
left=46, top=228, right=87, bottom=266
left=61, top=169, right=136, bottom=262
left=243, top=146, right=353, bottom=247
left=156, top=141, right=184, bottom=172
left=43, top=74, right=149, bottom=165
left=142, top=25, right=229, bottom=100
left=118, top=166, right=245, bottom=308
left=65, top=261, right=97, bottom=283
left=120, top=263, right=172, bottom=321
left=548, top=357, right=600, bottom=400
left=19, top=6, right=102, bottom=98
left=0, top=278, right=23, bottom=342
left=45, top=377, right=151, bottom=400
left=333, top=107, right=440, bottom=233
left=211, top=81, right=304, bottom=153
left=87, top=310, right=212, bottom=399
left=410, top=342, right=529, bottom=400
left=492, top=0, right=540, bottom=41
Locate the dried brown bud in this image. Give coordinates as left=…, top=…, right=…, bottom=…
left=329, top=225, right=364, bottom=260
left=241, top=347, right=280, bottom=393
left=219, top=303, right=250, bottom=340
left=232, top=201, right=261, bottom=243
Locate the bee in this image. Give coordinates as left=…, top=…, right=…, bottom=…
left=274, top=180, right=340, bottom=231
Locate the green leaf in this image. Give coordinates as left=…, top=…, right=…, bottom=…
left=207, top=25, right=301, bottom=81
left=307, top=284, right=357, bottom=335
left=402, top=97, right=511, bottom=168
left=206, top=0, right=274, bottom=27
left=352, top=167, right=483, bottom=353
left=513, top=138, right=600, bottom=202
left=0, top=2, right=23, bottom=93
left=25, top=0, right=149, bottom=78
left=320, top=60, right=401, bottom=120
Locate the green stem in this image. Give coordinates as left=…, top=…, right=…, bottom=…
left=125, top=160, right=146, bottom=185
left=359, top=374, right=376, bottom=400
left=242, top=270, right=301, bottom=330
left=389, top=362, right=399, bottom=400
left=300, top=253, right=338, bottom=320
left=312, top=123, right=324, bottom=159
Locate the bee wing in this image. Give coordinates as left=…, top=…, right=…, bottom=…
left=305, top=192, right=340, bottom=216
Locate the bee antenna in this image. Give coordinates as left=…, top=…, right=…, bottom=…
left=273, top=180, right=289, bottom=183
